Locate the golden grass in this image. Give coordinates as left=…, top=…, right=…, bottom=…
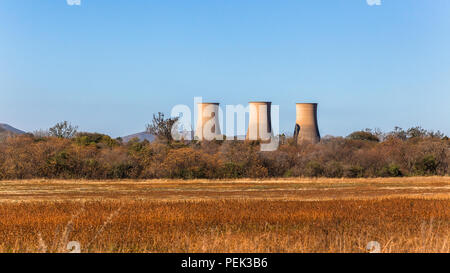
left=0, top=177, right=448, bottom=253
left=0, top=176, right=449, bottom=202
left=0, top=199, right=448, bottom=253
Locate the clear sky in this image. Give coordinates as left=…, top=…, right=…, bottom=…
left=1, top=0, right=449, bottom=137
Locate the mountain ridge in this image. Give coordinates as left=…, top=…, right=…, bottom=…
left=121, top=131, right=156, bottom=143
left=0, top=123, right=26, bottom=135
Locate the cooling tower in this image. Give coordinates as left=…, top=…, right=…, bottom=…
left=294, top=103, right=321, bottom=144
left=194, top=103, right=222, bottom=141
left=246, top=101, right=273, bottom=141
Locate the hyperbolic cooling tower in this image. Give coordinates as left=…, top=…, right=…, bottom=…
left=294, top=103, right=321, bottom=144
left=195, top=103, right=222, bottom=141
left=246, top=101, right=273, bottom=141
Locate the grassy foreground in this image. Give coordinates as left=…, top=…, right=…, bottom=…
left=0, top=177, right=449, bottom=253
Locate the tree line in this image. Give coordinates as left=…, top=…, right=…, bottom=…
left=0, top=116, right=448, bottom=180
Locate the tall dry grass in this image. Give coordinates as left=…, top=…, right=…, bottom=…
left=0, top=198, right=448, bottom=253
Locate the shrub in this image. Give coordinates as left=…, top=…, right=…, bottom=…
left=162, top=148, right=219, bottom=179
left=75, top=133, right=119, bottom=148
left=108, top=162, right=134, bottom=179
left=347, top=131, right=380, bottom=142
left=245, top=165, right=269, bottom=178
left=221, top=162, right=246, bottom=178
left=305, top=161, right=324, bottom=177
left=379, top=164, right=402, bottom=177
left=0, top=126, right=448, bottom=180
left=345, top=165, right=365, bottom=178
left=325, top=161, right=344, bottom=178
left=415, top=155, right=438, bottom=175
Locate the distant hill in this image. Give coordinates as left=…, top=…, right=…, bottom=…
left=121, top=132, right=156, bottom=143
left=121, top=131, right=195, bottom=143
left=0, top=123, right=26, bottom=141
left=0, top=123, right=26, bottom=135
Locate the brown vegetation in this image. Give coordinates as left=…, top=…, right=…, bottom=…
left=0, top=177, right=448, bottom=253
left=0, top=177, right=449, bottom=203
left=0, top=198, right=448, bottom=253
left=0, top=127, right=448, bottom=180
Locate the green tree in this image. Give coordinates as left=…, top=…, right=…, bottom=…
left=347, top=130, right=380, bottom=142
left=415, top=155, right=438, bottom=175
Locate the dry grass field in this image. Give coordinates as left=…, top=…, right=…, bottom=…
left=0, top=177, right=449, bottom=253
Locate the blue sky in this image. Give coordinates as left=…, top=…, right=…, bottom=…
left=1, top=0, right=449, bottom=137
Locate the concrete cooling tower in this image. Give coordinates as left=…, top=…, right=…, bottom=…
left=294, top=103, right=320, bottom=144
left=195, top=103, right=222, bottom=141
left=246, top=101, right=273, bottom=141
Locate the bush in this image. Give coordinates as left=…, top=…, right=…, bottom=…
left=347, top=131, right=380, bottom=142
left=0, top=126, right=448, bottom=180
left=415, top=155, right=438, bottom=175
left=379, top=164, right=402, bottom=177
left=345, top=165, right=365, bottom=178
left=221, top=162, right=245, bottom=178
left=75, top=133, right=119, bottom=148
left=108, top=162, right=134, bottom=179
left=305, top=161, right=324, bottom=177
left=325, top=161, right=344, bottom=178
left=162, top=148, right=220, bottom=179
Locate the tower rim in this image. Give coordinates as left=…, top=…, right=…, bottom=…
left=248, top=101, right=272, bottom=104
